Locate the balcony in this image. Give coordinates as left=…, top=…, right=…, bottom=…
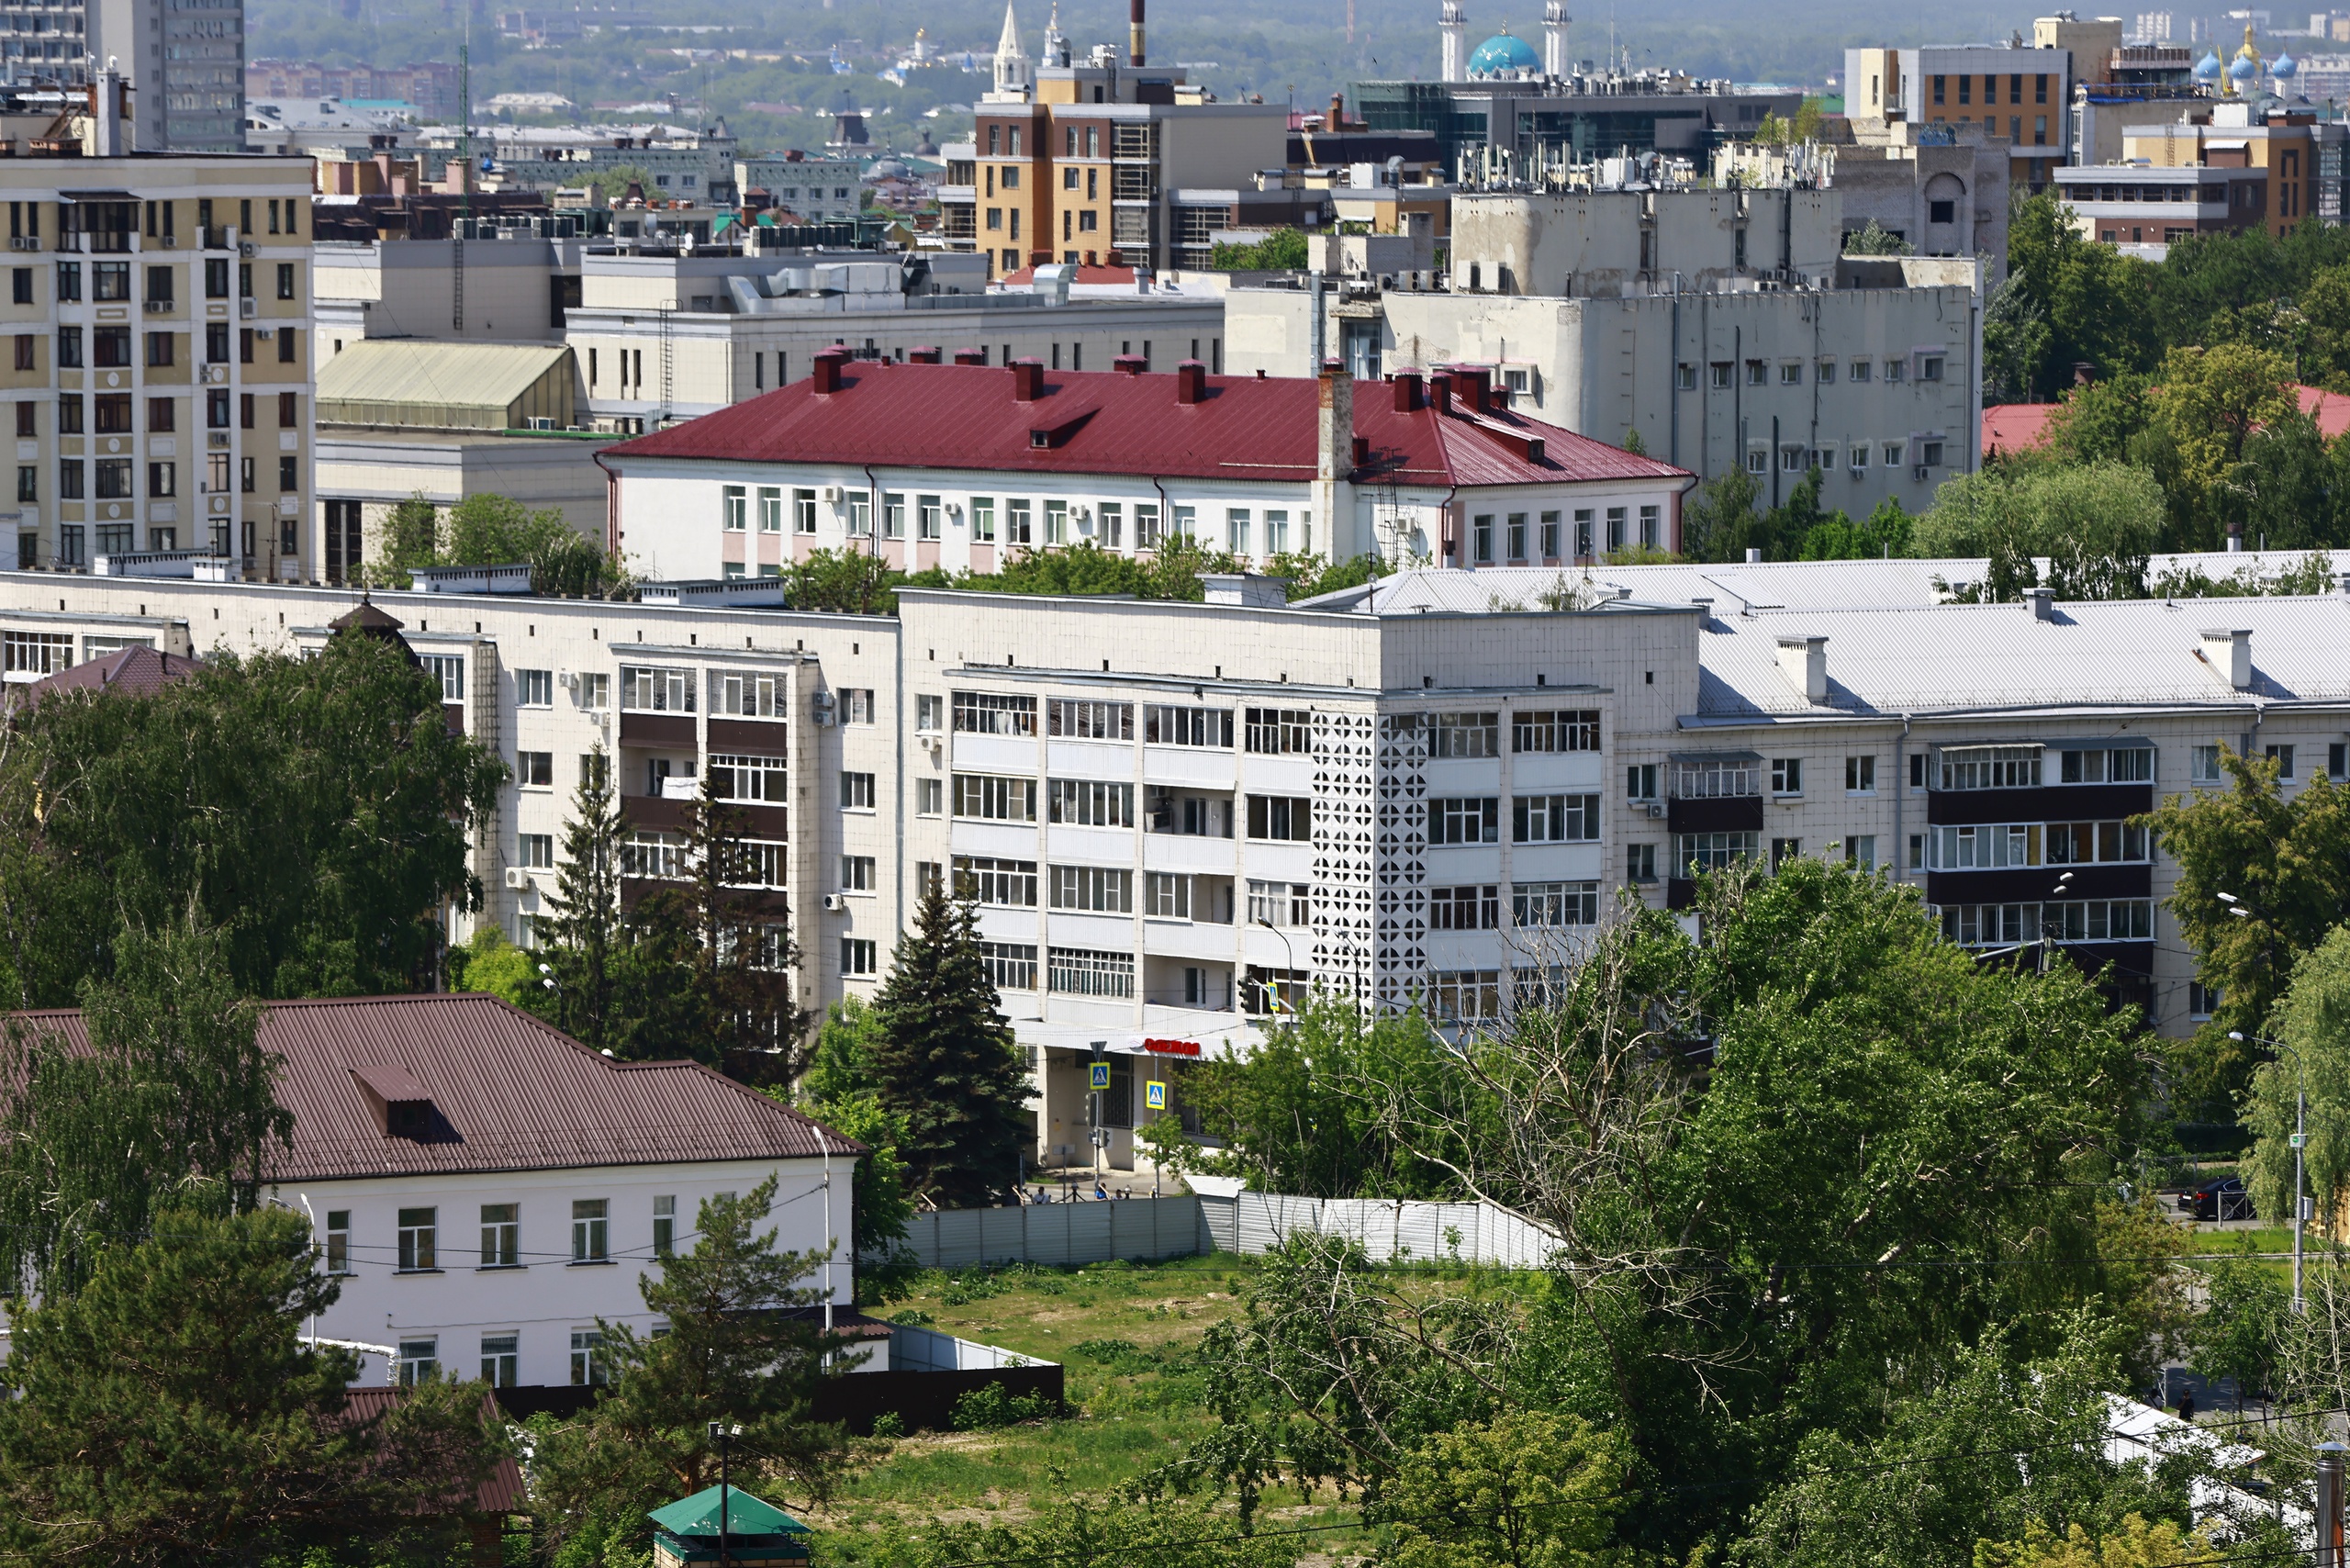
left=617, top=710, right=695, bottom=747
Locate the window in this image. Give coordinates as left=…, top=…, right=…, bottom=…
left=918, top=494, right=943, bottom=541
left=1145, top=706, right=1233, bottom=746
left=481, top=1334, right=519, bottom=1387
left=794, top=488, right=818, bottom=533
left=1626, top=764, right=1659, bottom=801
left=1845, top=835, right=1878, bottom=871
left=93, top=326, right=131, bottom=367
left=1771, top=836, right=1804, bottom=870
left=275, top=261, right=296, bottom=301
left=1247, top=795, right=1312, bottom=841
left=722, top=485, right=747, bottom=531
left=1146, top=872, right=1194, bottom=920
left=1930, top=823, right=2041, bottom=869
left=1675, top=832, right=1760, bottom=873
left=2188, top=980, right=2222, bottom=1020
left=2193, top=745, right=2225, bottom=785
left=1051, top=864, right=1132, bottom=912
left=54, top=326, right=78, bottom=368
left=580, top=674, right=610, bottom=711
left=845, top=490, right=871, bottom=535
left=1746, top=359, right=1767, bottom=386
left=516, top=751, right=553, bottom=788
left=735, top=843, right=789, bottom=891
left=1048, top=699, right=1133, bottom=739
left=1771, top=757, right=1804, bottom=796
left=1884, top=359, right=1905, bottom=385
left=1676, top=363, right=1697, bottom=390
left=12, top=467, right=28, bottom=505
left=1709, top=362, right=1733, bottom=389
left=1540, top=510, right=1561, bottom=559
left=917, top=778, right=944, bottom=815
left=517, top=668, right=554, bottom=707
left=970, top=497, right=995, bottom=542
left=841, top=855, right=877, bottom=892
left=1938, top=745, right=2042, bottom=791
left=480, top=1204, right=520, bottom=1268
left=143, top=331, right=173, bottom=367
left=621, top=832, right=687, bottom=879
left=1514, top=793, right=1600, bottom=843
left=621, top=666, right=694, bottom=712
left=1429, top=797, right=1499, bottom=845
left=570, top=1329, right=606, bottom=1386
left=837, top=688, right=875, bottom=725
left=2333, top=744, right=2348, bottom=782
left=953, top=774, right=1035, bottom=821
left=1515, top=880, right=1600, bottom=927
left=1247, top=879, right=1311, bottom=927
left=1627, top=844, right=1658, bottom=883
left=397, top=1206, right=438, bottom=1271
left=2044, top=821, right=2151, bottom=865
left=398, top=1338, right=441, bottom=1386
left=1047, top=778, right=1134, bottom=827
left=572, top=1199, right=609, bottom=1261
left=2058, top=747, right=2153, bottom=783
left=1048, top=946, right=1135, bottom=997
left=1429, top=883, right=1500, bottom=930
left=883, top=492, right=907, bottom=541
left=1515, top=710, right=1598, bottom=753
left=1779, top=361, right=1803, bottom=386
left=709, top=753, right=787, bottom=803
left=710, top=671, right=784, bottom=717
left=1005, top=498, right=1032, bottom=544
left=981, top=942, right=1038, bottom=991
left=842, top=938, right=878, bottom=976
left=840, top=771, right=877, bottom=810
left=1246, top=707, right=1314, bottom=755
left=1672, top=757, right=1761, bottom=798
left=953, top=857, right=1038, bottom=906
left=2267, top=744, right=2298, bottom=780
left=1845, top=755, right=1876, bottom=793
left=519, top=834, right=554, bottom=869
left=1428, top=970, right=1502, bottom=1023
left=324, top=1210, right=352, bottom=1274
left=2, top=631, right=71, bottom=677
left=1939, top=900, right=2153, bottom=947
left=1428, top=711, right=1498, bottom=758
left=954, top=690, right=1036, bottom=734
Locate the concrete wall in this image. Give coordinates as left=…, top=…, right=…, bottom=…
left=1448, top=188, right=1843, bottom=296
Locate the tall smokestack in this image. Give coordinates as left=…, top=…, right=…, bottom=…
left=1130, top=0, right=1145, bottom=66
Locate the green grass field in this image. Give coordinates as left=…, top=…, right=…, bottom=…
left=811, top=1255, right=1365, bottom=1560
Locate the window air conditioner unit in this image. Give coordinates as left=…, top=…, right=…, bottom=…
left=254, top=328, right=274, bottom=340
left=821, top=485, right=843, bottom=504
left=157, top=236, right=177, bottom=249
left=8, top=237, right=36, bottom=252
left=238, top=241, right=256, bottom=258
left=811, top=690, right=836, bottom=726
left=1912, top=465, right=1930, bottom=482
left=822, top=892, right=845, bottom=912
left=503, top=867, right=530, bottom=890
left=1647, top=801, right=1667, bottom=819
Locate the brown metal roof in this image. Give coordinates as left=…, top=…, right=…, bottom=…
left=12, top=992, right=860, bottom=1182
left=335, top=1387, right=529, bottom=1514
left=10, top=644, right=206, bottom=712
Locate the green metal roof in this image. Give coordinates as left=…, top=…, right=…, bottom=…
left=316, top=340, right=576, bottom=431
left=648, top=1484, right=810, bottom=1539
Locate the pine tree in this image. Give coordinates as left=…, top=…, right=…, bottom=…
left=536, top=746, right=630, bottom=1052
left=867, top=885, right=1029, bottom=1206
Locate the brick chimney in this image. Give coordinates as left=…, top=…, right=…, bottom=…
left=811, top=347, right=849, bottom=394
left=952, top=347, right=986, bottom=364
left=1011, top=358, right=1046, bottom=400
left=1316, top=360, right=1353, bottom=480
left=907, top=345, right=942, bottom=364
left=1391, top=370, right=1424, bottom=411
left=1175, top=359, right=1207, bottom=404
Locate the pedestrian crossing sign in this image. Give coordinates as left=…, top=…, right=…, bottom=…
left=1146, top=1081, right=1168, bottom=1111
left=1091, top=1061, right=1111, bottom=1090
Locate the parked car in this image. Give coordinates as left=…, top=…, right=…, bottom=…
left=2183, top=1176, right=2253, bottom=1222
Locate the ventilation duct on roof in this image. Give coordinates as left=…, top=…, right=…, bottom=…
left=1775, top=634, right=1829, bottom=704
left=2199, top=626, right=2253, bottom=691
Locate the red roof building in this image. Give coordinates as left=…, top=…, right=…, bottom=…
left=1984, top=385, right=2350, bottom=460
left=600, top=355, right=1695, bottom=578
left=6, top=644, right=206, bottom=714
left=13, top=992, right=860, bottom=1392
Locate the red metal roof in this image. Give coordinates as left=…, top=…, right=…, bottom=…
left=1986, top=385, right=2350, bottom=458
left=604, top=362, right=1693, bottom=489
left=334, top=1388, right=529, bottom=1514
left=12, top=992, right=859, bottom=1182
left=12, top=644, right=205, bottom=711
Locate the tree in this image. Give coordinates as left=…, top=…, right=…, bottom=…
left=867, top=884, right=1029, bottom=1206
left=1986, top=192, right=2160, bottom=403
left=526, top=1181, right=851, bottom=1562
left=1376, top=1411, right=1634, bottom=1568
left=1976, top=1517, right=2223, bottom=1568
left=2138, top=752, right=2350, bottom=1114
left=2244, top=926, right=2350, bottom=1230
left=536, top=747, right=631, bottom=1052
left=0, top=915, right=291, bottom=1297
left=2139, top=343, right=2300, bottom=549
left=1679, top=465, right=1766, bottom=562
left=2189, top=1248, right=2288, bottom=1411
left=378, top=492, right=441, bottom=579
left=783, top=543, right=914, bottom=613
left=2043, top=374, right=2155, bottom=468
left=782, top=998, right=916, bottom=1260
left=0, top=1207, right=503, bottom=1566
left=1844, top=217, right=1914, bottom=256
left=1798, top=497, right=1912, bottom=561
left=1211, top=226, right=1310, bottom=271
left=0, top=623, right=505, bottom=1005
left=846, top=1497, right=1301, bottom=1568
left=1915, top=463, right=2163, bottom=601
left=446, top=924, right=544, bottom=1011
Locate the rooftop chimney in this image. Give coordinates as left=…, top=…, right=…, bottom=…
left=1449, top=364, right=1491, bottom=413
left=2023, top=586, right=2054, bottom=621
left=93, top=58, right=124, bottom=159
left=1428, top=372, right=1452, bottom=413
left=1745, top=547, right=1762, bottom=564
left=1175, top=358, right=1206, bottom=404
left=952, top=347, right=986, bottom=365
left=1011, top=357, right=1046, bottom=400
left=1391, top=370, right=1425, bottom=412
left=1329, top=92, right=1347, bottom=129
left=2200, top=626, right=2254, bottom=691
left=907, top=345, right=942, bottom=364
left=1113, top=353, right=1147, bottom=375
left=1775, top=634, right=1830, bottom=704
left=811, top=347, right=849, bottom=394
left=1317, top=361, right=1353, bottom=480
left=1130, top=0, right=1146, bottom=66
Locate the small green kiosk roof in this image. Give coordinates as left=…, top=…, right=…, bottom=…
left=649, top=1484, right=811, bottom=1538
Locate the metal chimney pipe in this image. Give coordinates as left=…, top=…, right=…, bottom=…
left=2319, top=1442, right=2345, bottom=1568
left=1130, top=0, right=1145, bottom=66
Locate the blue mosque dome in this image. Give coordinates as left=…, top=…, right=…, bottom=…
left=1468, top=31, right=1541, bottom=75
left=2275, top=51, right=2300, bottom=78
left=2194, top=50, right=2222, bottom=79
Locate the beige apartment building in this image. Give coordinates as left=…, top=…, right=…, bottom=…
left=0, top=149, right=314, bottom=579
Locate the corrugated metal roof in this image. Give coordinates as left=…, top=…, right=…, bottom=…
left=10, top=645, right=205, bottom=710
left=1691, top=595, right=2350, bottom=722
left=335, top=1388, right=528, bottom=1514
left=604, top=362, right=1695, bottom=489
left=13, top=992, right=858, bottom=1181
left=316, top=341, right=574, bottom=430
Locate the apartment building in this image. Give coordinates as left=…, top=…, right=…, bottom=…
left=2, top=558, right=2345, bottom=1164
left=0, top=147, right=314, bottom=578
left=22, top=991, right=859, bottom=1392
left=597, top=356, right=1695, bottom=580
left=93, top=0, right=245, bottom=151
left=735, top=153, right=865, bottom=223
left=1845, top=16, right=2104, bottom=195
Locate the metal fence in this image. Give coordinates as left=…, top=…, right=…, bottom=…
left=866, top=1192, right=1561, bottom=1271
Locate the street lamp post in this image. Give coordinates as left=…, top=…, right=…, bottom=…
left=706, top=1420, right=742, bottom=1567
left=2232, top=1029, right=2309, bottom=1314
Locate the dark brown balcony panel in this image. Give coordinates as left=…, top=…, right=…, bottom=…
left=1925, top=782, right=2152, bottom=825
left=1666, top=877, right=1698, bottom=910
left=620, top=794, right=694, bottom=833
left=708, top=716, right=789, bottom=753
left=1667, top=795, right=1763, bottom=834
left=1924, top=865, right=2151, bottom=905
left=619, top=711, right=697, bottom=748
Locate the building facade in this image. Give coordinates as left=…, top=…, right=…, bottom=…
left=94, top=0, right=245, bottom=151
left=1, top=559, right=2344, bottom=1167
left=0, top=150, right=314, bottom=578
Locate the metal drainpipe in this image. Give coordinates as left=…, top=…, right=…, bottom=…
left=1893, top=711, right=1911, bottom=884
left=1669, top=280, right=1680, bottom=468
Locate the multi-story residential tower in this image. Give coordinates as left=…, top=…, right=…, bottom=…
left=0, top=143, right=314, bottom=577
